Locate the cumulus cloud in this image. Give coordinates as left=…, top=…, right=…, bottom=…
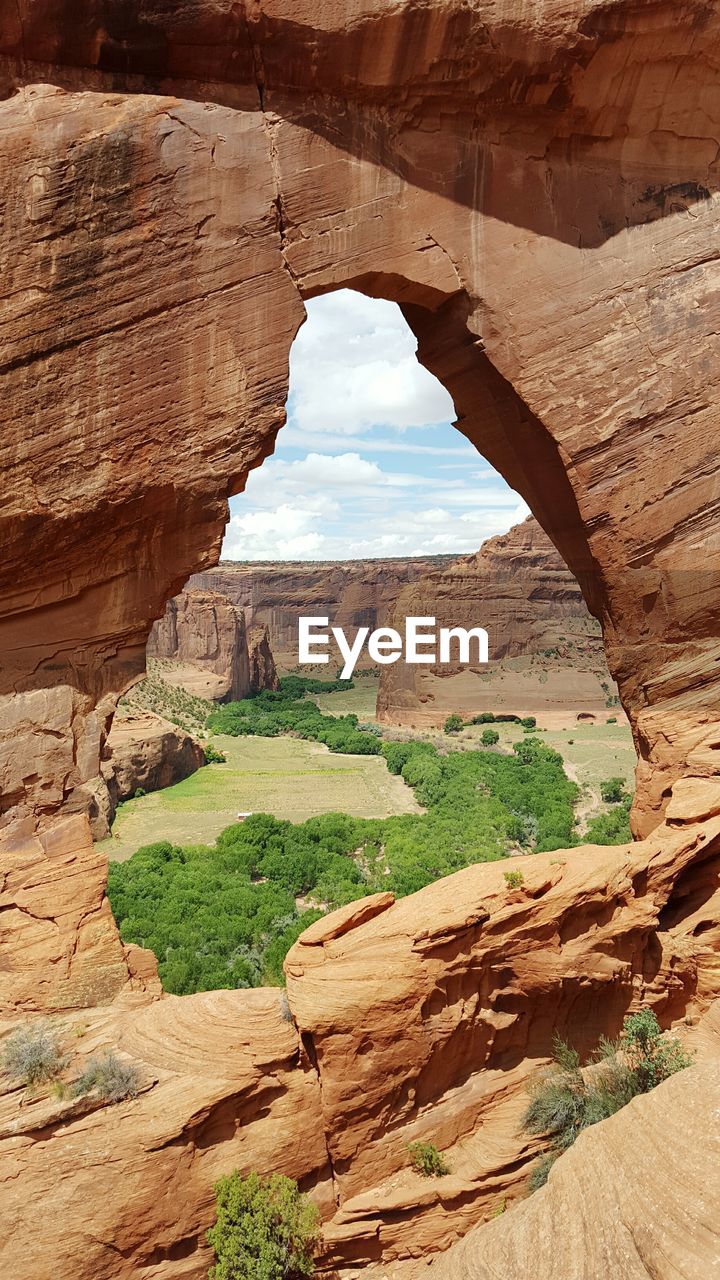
left=222, top=291, right=528, bottom=561
left=288, top=290, right=455, bottom=434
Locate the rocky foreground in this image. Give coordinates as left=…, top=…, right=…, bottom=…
left=2, top=773, right=720, bottom=1278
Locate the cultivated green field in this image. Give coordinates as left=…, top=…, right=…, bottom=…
left=99, top=732, right=421, bottom=862
left=309, top=672, right=380, bottom=721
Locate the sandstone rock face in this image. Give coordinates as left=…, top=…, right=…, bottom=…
left=247, top=623, right=280, bottom=693
left=100, top=709, right=206, bottom=828
left=1, top=791, right=720, bottom=1277
left=377, top=516, right=621, bottom=728
left=2, top=5, right=720, bottom=832
left=148, top=589, right=251, bottom=702
left=2, top=5, right=720, bottom=1276
left=191, top=559, right=453, bottom=669
left=425, top=1051, right=720, bottom=1280
left=0, top=816, right=158, bottom=1016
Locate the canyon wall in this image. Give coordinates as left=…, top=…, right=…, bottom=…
left=190, top=558, right=454, bottom=669
left=1, top=3, right=720, bottom=1277
left=100, top=710, right=207, bottom=831
left=378, top=516, right=620, bottom=728
left=148, top=588, right=252, bottom=702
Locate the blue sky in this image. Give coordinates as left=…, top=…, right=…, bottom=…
left=222, top=290, right=528, bottom=560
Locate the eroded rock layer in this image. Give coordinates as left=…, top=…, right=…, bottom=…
left=377, top=516, right=620, bottom=728
left=148, top=588, right=252, bottom=702
left=2, top=0, right=720, bottom=831
left=100, top=709, right=206, bottom=832
left=190, top=558, right=454, bottom=669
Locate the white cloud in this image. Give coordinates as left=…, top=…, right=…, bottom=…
left=288, top=290, right=455, bottom=434
left=221, top=292, right=528, bottom=562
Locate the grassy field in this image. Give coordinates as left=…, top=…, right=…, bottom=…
left=309, top=672, right=380, bottom=721
left=99, top=732, right=421, bottom=862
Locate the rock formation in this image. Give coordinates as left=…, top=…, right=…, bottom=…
left=148, top=588, right=251, bottom=702
left=247, top=623, right=280, bottom=693
left=2, top=2, right=720, bottom=1276
left=378, top=516, right=621, bottom=727
left=3, top=2, right=720, bottom=833
left=191, top=558, right=453, bottom=669
left=2, top=785, right=720, bottom=1277
left=100, top=709, right=206, bottom=829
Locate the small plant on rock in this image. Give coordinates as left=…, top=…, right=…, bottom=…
left=72, top=1052, right=140, bottom=1103
left=207, top=1170, right=320, bottom=1280
left=407, top=1141, right=450, bottom=1177
left=523, top=1010, right=693, bottom=1191
left=503, top=870, right=524, bottom=890
left=2, top=1021, right=67, bottom=1087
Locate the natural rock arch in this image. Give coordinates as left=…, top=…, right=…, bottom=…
left=1, top=58, right=719, bottom=836
left=2, top=5, right=720, bottom=1278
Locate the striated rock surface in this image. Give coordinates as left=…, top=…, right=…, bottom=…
left=424, top=1050, right=720, bottom=1280
left=191, top=558, right=454, bottom=669
left=378, top=516, right=620, bottom=728
left=0, top=816, right=158, bottom=1015
left=247, top=623, right=280, bottom=693
left=100, top=709, right=206, bottom=830
left=148, top=588, right=251, bottom=702
left=2, top=786, right=719, bottom=1277
left=1, top=6, right=720, bottom=832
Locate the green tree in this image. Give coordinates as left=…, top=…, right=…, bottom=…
left=444, top=714, right=464, bottom=735
left=481, top=728, right=499, bottom=746
left=207, top=1171, right=320, bottom=1280
left=600, top=776, right=627, bottom=803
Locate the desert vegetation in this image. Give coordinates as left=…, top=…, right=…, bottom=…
left=523, top=1009, right=693, bottom=1190
left=207, top=1171, right=320, bottom=1280
left=108, top=720, right=579, bottom=993
left=407, top=1141, right=450, bottom=1177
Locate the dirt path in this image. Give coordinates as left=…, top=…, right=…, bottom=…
left=563, top=757, right=601, bottom=834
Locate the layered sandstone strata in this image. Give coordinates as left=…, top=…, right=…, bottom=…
left=148, top=589, right=252, bottom=702
left=2, top=3, right=720, bottom=833
left=190, top=558, right=453, bottom=669
left=2, top=781, right=720, bottom=1277
left=378, top=516, right=620, bottom=727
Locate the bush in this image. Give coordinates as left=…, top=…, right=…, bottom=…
left=481, top=728, right=499, bottom=747
left=606, top=716, right=617, bottom=724
left=207, top=1171, right=320, bottom=1280
left=3, top=1022, right=67, bottom=1086
left=520, top=717, right=537, bottom=730
left=523, top=1010, right=692, bottom=1190
left=503, top=870, right=524, bottom=889
left=444, top=714, right=464, bottom=735
left=407, top=1141, right=450, bottom=1177
left=205, top=743, right=228, bottom=764
left=471, top=712, right=495, bottom=724
left=600, top=776, right=627, bottom=803
left=585, top=797, right=632, bottom=845
left=73, top=1053, right=140, bottom=1103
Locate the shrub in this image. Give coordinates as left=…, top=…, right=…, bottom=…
left=444, top=714, right=464, bottom=735
left=205, top=743, right=228, bottom=764
left=133, top=787, right=146, bottom=799
left=520, top=717, right=537, bottom=730
left=407, top=1141, right=450, bottom=1177
left=503, top=870, right=524, bottom=890
left=72, top=1052, right=140, bottom=1103
left=207, top=1170, right=320, bottom=1280
left=606, top=716, right=617, bottom=724
left=481, top=728, right=499, bottom=747
left=600, top=776, right=627, bottom=803
left=523, top=1011, right=692, bottom=1190
left=471, top=712, right=495, bottom=724
left=3, top=1021, right=67, bottom=1086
